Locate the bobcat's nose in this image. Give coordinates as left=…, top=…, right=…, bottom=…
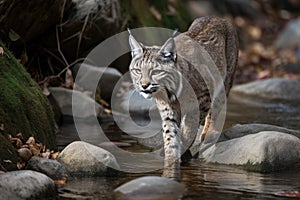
left=141, top=83, right=150, bottom=89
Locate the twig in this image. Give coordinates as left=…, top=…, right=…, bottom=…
left=38, top=58, right=86, bottom=85
left=43, top=48, right=66, bottom=66
left=76, top=14, right=90, bottom=58
left=60, top=0, right=67, bottom=32
left=56, top=26, right=69, bottom=66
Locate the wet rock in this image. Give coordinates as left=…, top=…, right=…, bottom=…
left=0, top=170, right=57, bottom=199
left=232, top=78, right=300, bottom=100
left=201, top=131, right=300, bottom=172
left=49, top=87, right=105, bottom=118
left=57, top=141, right=119, bottom=175
left=114, top=176, right=185, bottom=200
left=26, top=157, right=68, bottom=180
left=218, top=123, right=300, bottom=142
left=72, top=64, right=122, bottom=101
left=18, top=148, right=33, bottom=162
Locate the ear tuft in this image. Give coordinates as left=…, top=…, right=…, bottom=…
left=159, top=38, right=176, bottom=62
left=128, top=33, right=143, bottom=59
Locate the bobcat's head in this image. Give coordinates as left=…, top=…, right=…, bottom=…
left=128, top=33, right=182, bottom=100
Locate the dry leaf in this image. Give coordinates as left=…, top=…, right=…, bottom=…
left=29, top=144, right=41, bottom=156
left=41, top=149, right=51, bottom=159
left=64, top=69, right=74, bottom=89
left=54, top=179, right=67, bottom=186
left=15, top=133, right=24, bottom=141
left=26, top=136, right=35, bottom=145
left=11, top=138, right=23, bottom=149
left=51, top=151, right=60, bottom=160
left=17, top=161, right=26, bottom=170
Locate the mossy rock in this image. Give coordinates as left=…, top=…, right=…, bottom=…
left=0, top=135, right=18, bottom=171
left=0, top=44, right=56, bottom=150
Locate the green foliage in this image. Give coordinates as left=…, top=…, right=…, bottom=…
left=121, top=0, right=192, bottom=32
left=0, top=44, right=56, bottom=150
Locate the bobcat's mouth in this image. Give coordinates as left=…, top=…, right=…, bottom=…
left=140, top=84, right=160, bottom=99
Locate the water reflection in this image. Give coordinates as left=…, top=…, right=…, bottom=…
left=58, top=91, right=300, bottom=199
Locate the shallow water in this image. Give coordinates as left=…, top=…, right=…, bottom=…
left=58, top=91, right=300, bottom=199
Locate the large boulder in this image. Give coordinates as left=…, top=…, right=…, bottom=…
left=218, top=123, right=300, bottom=142
left=114, top=176, right=185, bottom=200
left=57, top=141, right=119, bottom=175
left=0, top=170, right=57, bottom=199
left=201, top=131, right=300, bottom=172
left=231, top=78, right=300, bottom=100
left=0, top=45, right=57, bottom=149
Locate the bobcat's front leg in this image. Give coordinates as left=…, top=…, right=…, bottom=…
left=156, top=96, right=181, bottom=168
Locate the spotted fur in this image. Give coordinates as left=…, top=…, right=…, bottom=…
left=129, top=16, right=238, bottom=168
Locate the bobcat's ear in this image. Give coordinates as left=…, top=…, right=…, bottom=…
left=128, top=33, right=143, bottom=59
left=158, top=38, right=176, bottom=62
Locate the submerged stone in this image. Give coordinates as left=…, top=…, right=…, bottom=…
left=114, top=176, right=185, bottom=200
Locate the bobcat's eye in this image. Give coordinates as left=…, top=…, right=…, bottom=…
left=151, top=69, right=165, bottom=76
left=131, top=68, right=141, bottom=75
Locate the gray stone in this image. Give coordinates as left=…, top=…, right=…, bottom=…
left=73, top=64, right=122, bottom=101
left=275, top=18, right=300, bottom=49
left=201, top=131, right=300, bottom=172
left=114, top=176, right=185, bottom=200
left=231, top=78, right=300, bottom=100
left=18, top=148, right=32, bottom=162
left=57, top=141, right=119, bottom=175
left=26, top=157, right=68, bottom=180
left=219, top=123, right=300, bottom=142
left=49, top=87, right=104, bottom=118
left=0, top=170, right=57, bottom=199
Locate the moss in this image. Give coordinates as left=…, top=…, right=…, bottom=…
left=0, top=135, right=18, bottom=171
left=0, top=44, right=56, bottom=150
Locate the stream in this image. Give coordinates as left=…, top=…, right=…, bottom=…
left=57, top=91, right=300, bottom=199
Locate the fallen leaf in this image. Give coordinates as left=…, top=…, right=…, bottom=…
left=64, top=69, right=74, bottom=89
left=54, top=179, right=67, bottom=186
left=17, top=161, right=26, bottom=170
left=26, top=136, right=35, bottom=145
left=51, top=151, right=60, bottom=160
left=15, top=133, right=24, bottom=141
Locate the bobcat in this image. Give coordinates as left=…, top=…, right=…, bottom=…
left=128, top=16, right=238, bottom=168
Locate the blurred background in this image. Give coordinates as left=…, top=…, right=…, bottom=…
left=1, top=0, right=300, bottom=87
